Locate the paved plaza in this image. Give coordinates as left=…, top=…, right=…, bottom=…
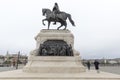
left=0, top=66, right=120, bottom=75
left=92, top=66, right=120, bottom=75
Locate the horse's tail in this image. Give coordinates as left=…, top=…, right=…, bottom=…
left=67, top=14, right=75, bottom=26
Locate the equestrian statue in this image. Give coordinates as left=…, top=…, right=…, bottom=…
left=42, top=3, right=75, bottom=30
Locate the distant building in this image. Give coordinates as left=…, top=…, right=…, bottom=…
left=0, top=55, right=4, bottom=64
left=0, top=52, right=28, bottom=66
left=82, top=58, right=120, bottom=66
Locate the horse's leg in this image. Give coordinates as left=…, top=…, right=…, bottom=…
left=42, top=19, right=47, bottom=26
left=48, top=21, right=51, bottom=30
left=58, top=21, right=67, bottom=30
left=63, top=21, right=67, bottom=30
left=57, top=23, right=63, bottom=30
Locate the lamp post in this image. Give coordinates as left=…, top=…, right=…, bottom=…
left=16, top=51, right=20, bottom=69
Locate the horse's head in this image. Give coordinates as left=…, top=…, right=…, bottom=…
left=42, top=8, right=51, bottom=16
left=42, top=8, right=46, bottom=16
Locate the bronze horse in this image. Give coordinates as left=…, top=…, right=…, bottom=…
left=42, top=8, right=75, bottom=30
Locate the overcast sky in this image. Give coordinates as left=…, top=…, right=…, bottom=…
left=0, top=0, right=120, bottom=59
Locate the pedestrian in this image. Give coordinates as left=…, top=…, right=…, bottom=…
left=94, top=60, right=100, bottom=73
left=86, top=61, right=91, bottom=70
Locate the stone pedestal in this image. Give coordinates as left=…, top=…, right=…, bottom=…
left=34, top=29, right=74, bottom=50
left=23, top=56, right=85, bottom=73
left=23, top=29, right=85, bottom=73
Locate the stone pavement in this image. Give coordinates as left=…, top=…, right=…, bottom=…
left=0, top=69, right=119, bottom=80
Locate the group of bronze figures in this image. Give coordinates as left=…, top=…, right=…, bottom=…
left=42, top=3, right=75, bottom=30
left=38, top=40, right=73, bottom=56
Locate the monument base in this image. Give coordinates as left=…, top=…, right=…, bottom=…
left=23, top=29, right=86, bottom=73
left=23, top=56, right=85, bottom=73
left=0, top=69, right=120, bottom=80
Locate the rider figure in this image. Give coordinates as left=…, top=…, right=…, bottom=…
left=52, top=3, right=60, bottom=25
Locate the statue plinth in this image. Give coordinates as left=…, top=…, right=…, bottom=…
left=23, top=29, right=85, bottom=73
left=35, top=29, right=74, bottom=51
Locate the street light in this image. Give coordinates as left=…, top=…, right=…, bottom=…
left=16, top=51, right=20, bottom=69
